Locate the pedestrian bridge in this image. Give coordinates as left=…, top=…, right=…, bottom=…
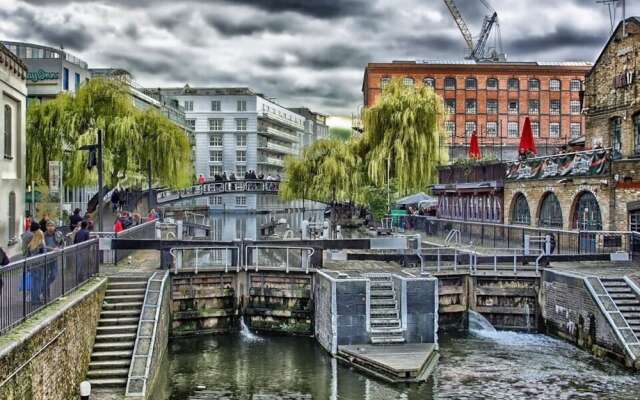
left=155, top=179, right=280, bottom=205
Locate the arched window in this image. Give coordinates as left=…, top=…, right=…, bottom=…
left=403, top=76, right=415, bottom=87
left=611, top=117, right=622, bottom=158
left=486, top=78, right=498, bottom=90
left=423, top=77, right=435, bottom=88
left=8, top=191, right=16, bottom=243
left=444, top=77, right=456, bottom=90
left=508, top=78, right=519, bottom=90
left=3, top=105, right=11, bottom=158
left=528, top=79, right=540, bottom=91
left=380, top=77, right=391, bottom=90
left=465, top=77, right=477, bottom=89
left=573, top=192, right=602, bottom=230
left=511, top=193, right=531, bottom=225
left=538, top=192, right=563, bottom=228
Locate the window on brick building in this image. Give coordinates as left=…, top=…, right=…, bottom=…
left=573, top=191, right=602, bottom=231
left=549, top=122, right=560, bottom=138
left=570, top=100, right=581, bottom=115
left=507, top=122, right=518, bottom=138
left=209, top=133, right=223, bottom=147
left=465, top=121, right=476, bottom=136
left=403, top=77, right=415, bottom=86
left=445, top=99, right=456, bottom=114
left=424, top=77, right=435, bottom=88
left=508, top=101, right=518, bottom=115
left=380, top=77, right=391, bottom=89
left=531, top=121, right=540, bottom=137
left=465, top=77, right=477, bottom=89
left=550, top=79, right=561, bottom=91
left=486, top=78, right=498, bottom=90
left=550, top=100, right=561, bottom=115
left=570, top=80, right=582, bottom=91
left=508, top=78, right=519, bottom=90
left=528, top=100, right=539, bottom=115
left=486, top=122, right=498, bottom=137
left=539, top=192, right=563, bottom=228
left=466, top=100, right=476, bottom=114
left=511, top=193, right=531, bottom=225
left=528, top=79, right=540, bottom=91
left=487, top=100, right=498, bottom=114
left=570, top=123, right=581, bottom=138
left=445, top=121, right=455, bottom=136
left=444, top=77, right=456, bottom=90
left=611, top=117, right=622, bottom=157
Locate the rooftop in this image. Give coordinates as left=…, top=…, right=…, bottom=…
left=2, top=40, right=88, bottom=69
left=0, top=42, right=27, bottom=78
left=147, top=86, right=259, bottom=97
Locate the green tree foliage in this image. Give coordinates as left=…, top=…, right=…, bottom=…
left=27, top=78, right=193, bottom=189
left=329, top=126, right=352, bottom=141
left=361, top=78, right=448, bottom=195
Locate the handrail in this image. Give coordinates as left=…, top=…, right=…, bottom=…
left=245, top=245, right=315, bottom=274
left=169, top=246, right=241, bottom=274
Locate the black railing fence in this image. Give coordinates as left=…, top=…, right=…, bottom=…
left=398, top=215, right=640, bottom=258
left=0, top=239, right=99, bottom=335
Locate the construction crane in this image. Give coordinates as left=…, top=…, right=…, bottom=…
left=443, top=0, right=506, bottom=62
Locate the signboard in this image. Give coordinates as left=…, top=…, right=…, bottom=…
left=613, top=70, right=635, bottom=89
left=27, top=69, right=60, bottom=82
left=48, top=161, right=61, bottom=196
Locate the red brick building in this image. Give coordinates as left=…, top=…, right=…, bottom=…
left=362, top=61, right=592, bottom=159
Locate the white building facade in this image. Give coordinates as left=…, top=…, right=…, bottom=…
left=151, top=87, right=308, bottom=212
left=0, top=44, right=28, bottom=257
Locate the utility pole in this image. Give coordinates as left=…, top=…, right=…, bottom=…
left=147, top=158, right=152, bottom=211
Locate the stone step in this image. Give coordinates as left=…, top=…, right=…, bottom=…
left=610, top=293, right=638, bottom=300
left=95, top=333, right=137, bottom=343
left=108, top=281, right=148, bottom=290
left=370, top=309, right=399, bottom=318
left=108, top=275, right=151, bottom=282
left=370, top=291, right=395, bottom=299
left=101, top=309, right=142, bottom=318
left=370, top=327, right=404, bottom=335
left=601, top=279, right=627, bottom=286
left=370, top=318, right=401, bottom=327
left=366, top=275, right=392, bottom=282
left=617, top=306, right=640, bottom=312
left=98, top=317, right=140, bottom=327
left=102, top=301, right=143, bottom=310
left=106, top=288, right=146, bottom=296
left=621, top=312, right=640, bottom=319
left=104, top=295, right=145, bottom=303
left=605, top=287, right=632, bottom=293
left=370, top=336, right=405, bottom=344
left=89, top=359, right=131, bottom=370
left=625, top=319, right=640, bottom=325
left=370, top=298, right=397, bottom=307
left=612, top=299, right=640, bottom=306
left=91, top=350, right=133, bottom=360
left=87, top=368, right=130, bottom=379
left=96, top=325, right=139, bottom=335
left=370, top=281, right=393, bottom=288
left=87, top=378, right=128, bottom=388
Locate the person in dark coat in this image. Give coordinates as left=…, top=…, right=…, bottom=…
left=74, top=221, right=91, bottom=244
left=69, top=208, right=83, bottom=230
left=111, top=189, right=120, bottom=212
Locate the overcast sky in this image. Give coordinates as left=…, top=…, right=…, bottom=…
left=1, top=0, right=638, bottom=118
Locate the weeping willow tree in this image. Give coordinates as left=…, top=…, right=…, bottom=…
left=361, top=77, right=448, bottom=195
left=27, top=78, right=193, bottom=189
left=280, top=138, right=361, bottom=204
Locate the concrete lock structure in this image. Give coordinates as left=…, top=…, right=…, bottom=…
left=0, top=43, right=27, bottom=257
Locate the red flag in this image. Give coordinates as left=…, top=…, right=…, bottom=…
left=469, top=130, right=481, bottom=159
left=518, top=117, right=537, bottom=155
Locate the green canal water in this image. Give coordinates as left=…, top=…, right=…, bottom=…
left=158, top=329, right=640, bottom=400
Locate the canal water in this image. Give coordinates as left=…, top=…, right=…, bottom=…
left=160, top=329, right=640, bottom=400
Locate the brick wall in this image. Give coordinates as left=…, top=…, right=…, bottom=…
left=541, top=270, right=623, bottom=359
left=0, top=278, right=106, bottom=400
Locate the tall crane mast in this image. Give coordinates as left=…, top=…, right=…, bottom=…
left=443, top=0, right=506, bottom=62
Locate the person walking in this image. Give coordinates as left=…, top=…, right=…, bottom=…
left=114, top=217, right=124, bottom=233
left=198, top=174, right=206, bottom=185
left=26, top=230, right=46, bottom=307
left=111, top=188, right=120, bottom=213
left=69, top=208, right=83, bottom=231
left=21, top=222, right=40, bottom=257
left=43, top=221, right=64, bottom=300
left=38, top=213, right=50, bottom=229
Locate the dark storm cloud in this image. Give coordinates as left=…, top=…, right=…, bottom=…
left=508, top=26, right=607, bottom=54
left=219, top=0, right=370, bottom=19
left=1, top=6, right=94, bottom=51
left=204, top=13, right=294, bottom=36
left=293, top=44, right=372, bottom=69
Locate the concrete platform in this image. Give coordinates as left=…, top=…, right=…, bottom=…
left=336, top=343, right=438, bottom=383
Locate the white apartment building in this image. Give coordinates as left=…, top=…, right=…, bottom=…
left=150, top=87, right=308, bottom=212
left=0, top=44, right=28, bottom=257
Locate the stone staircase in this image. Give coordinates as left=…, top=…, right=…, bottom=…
left=87, top=275, right=149, bottom=391
left=601, top=278, right=640, bottom=339
left=367, top=274, right=405, bottom=344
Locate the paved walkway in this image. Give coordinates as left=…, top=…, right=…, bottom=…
left=99, top=250, right=161, bottom=276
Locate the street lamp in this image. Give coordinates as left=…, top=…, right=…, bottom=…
left=80, top=129, right=104, bottom=232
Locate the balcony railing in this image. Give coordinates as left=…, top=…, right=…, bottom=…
left=505, top=148, right=611, bottom=180
left=258, top=139, right=297, bottom=155
left=258, top=155, right=285, bottom=167
left=156, top=179, right=281, bottom=204
left=258, top=110, right=304, bottom=130
left=258, top=126, right=298, bottom=142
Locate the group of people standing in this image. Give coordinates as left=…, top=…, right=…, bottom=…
left=199, top=171, right=281, bottom=184
left=110, top=188, right=131, bottom=213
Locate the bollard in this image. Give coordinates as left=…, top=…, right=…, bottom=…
left=80, top=381, right=91, bottom=399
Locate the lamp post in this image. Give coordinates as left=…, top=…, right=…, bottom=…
left=80, top=129, right=104, bottom=232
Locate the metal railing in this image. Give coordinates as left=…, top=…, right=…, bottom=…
left=245, top=246, right=314, bottom=273
left=94, top=220, right=157, bottom=265
left=0, top=239, right=99, bottom=335
left=401, top=215, right=640, bottom=257
left=170, top=246, right=241, bottom=273
left=421, top=245, right=544, bottom=274
left=155, top=179, right=281, bottom=205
